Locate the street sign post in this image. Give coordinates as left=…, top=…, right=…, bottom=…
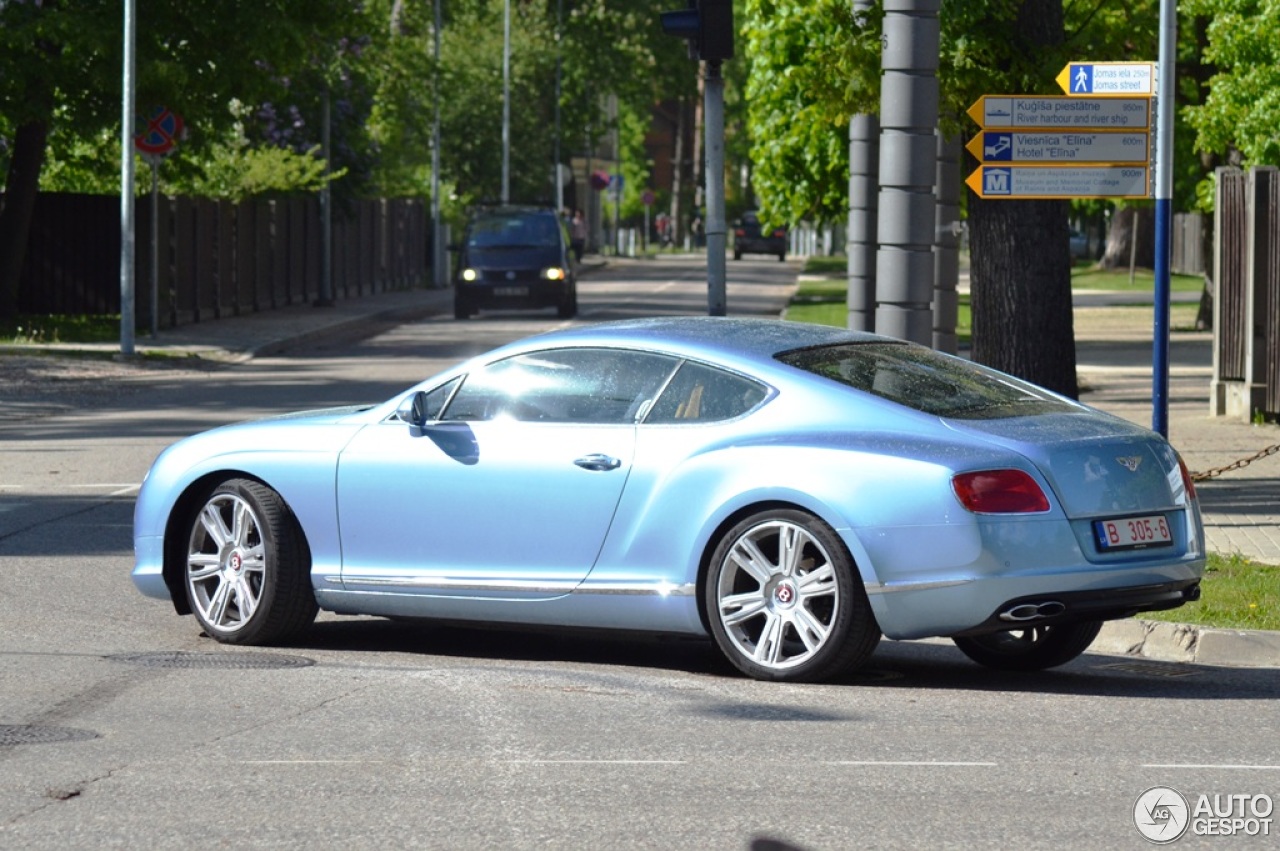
left=1056, top=62, right=1154, bottom=96
left=966, top=96, right=1151, bottom=130
left=133, top=106, right=183, bottom=339
left=965, top=165, right=1150, bottom=199
left=966, top=130, right=1149, bottom=165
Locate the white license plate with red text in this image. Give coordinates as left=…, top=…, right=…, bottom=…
left=1095, top=514, right=1173, bottom=550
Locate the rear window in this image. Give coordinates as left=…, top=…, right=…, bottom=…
left=777, top=342, right=1078, bottom=420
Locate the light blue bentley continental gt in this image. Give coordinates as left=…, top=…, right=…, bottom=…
left=132, top=317, right=1204, bottom=682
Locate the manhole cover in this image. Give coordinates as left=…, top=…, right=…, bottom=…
left=1095, top=661, right=1200, bottom=678
left=107, top=651, right=315, bottom=670
left=0, top=725, right=99, bottom=746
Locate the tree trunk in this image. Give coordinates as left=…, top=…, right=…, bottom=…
left=968, top=0, right=1077, bottom=399
left=0, top=120, right=49, bottom=319
left=1099, top=205, right=1155, bottom=270
left=970, top=196, right=1078, bottom=398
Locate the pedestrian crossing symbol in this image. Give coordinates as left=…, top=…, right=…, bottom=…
left=1072, top=65, right=1093, bottom=93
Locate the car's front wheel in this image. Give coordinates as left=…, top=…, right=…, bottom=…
left=952, top=621, right=1102, bottom=671
left=706, top=509, right=880, bottom=682
left=184, top=478, right=317, bottom=645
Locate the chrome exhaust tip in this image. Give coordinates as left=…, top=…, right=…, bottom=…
left=998, top=601, right=1067, bottom=623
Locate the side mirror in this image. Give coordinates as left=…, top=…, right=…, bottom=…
left=396, top=391, right=431, bottom=432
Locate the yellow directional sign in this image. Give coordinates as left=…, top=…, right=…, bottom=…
left=965, top=130, right=1150, bottom=165
left=1056, top=62, right=1155, bottom=97
left=967, top=95, right=1152, bottom=131
left=966, top=165, right=1150, bottom=200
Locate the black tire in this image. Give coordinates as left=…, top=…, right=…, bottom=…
left=557, top=285, right=578, bottom=319
left=454, top=295, right=472, bottom=320
left=952, top=621, right=1103, bottom=671
left=184, top=478, right=318, bottom=645
left=778, top=251, right=787, bottom=262
left=733, top=249, right=742, bottom=260
left=705, top=509, right=880, bottom=682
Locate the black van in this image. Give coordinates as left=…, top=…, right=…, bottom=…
left=453, top=206, right=578, bottom=319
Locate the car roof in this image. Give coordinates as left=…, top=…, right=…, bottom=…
left=506, top=317, right=890, bottom=370
left=468, top=205, right=556, bottom=219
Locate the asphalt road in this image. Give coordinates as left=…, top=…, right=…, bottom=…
left=2, top=257, right=1277, bottom=849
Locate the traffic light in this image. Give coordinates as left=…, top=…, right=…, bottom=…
left=660, top=0, right=734, bottom=63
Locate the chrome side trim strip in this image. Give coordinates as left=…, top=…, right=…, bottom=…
left=864, top=578, right=975, bottom=596
left=331, top=575, right=696, bottom=597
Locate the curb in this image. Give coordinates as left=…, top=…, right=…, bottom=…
left=1093, top=619, right=1280, bottom=668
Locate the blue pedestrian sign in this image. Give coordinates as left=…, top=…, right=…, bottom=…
left=1056, top=62, right=1154, bottom=96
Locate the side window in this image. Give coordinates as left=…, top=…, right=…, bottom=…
left=440, top=348, right=678, bottom=424
left=393, top=376, right=460, bottom=423
left=420, top=377, right=460, bottom=419
left=646, top=361, right=768, bottom=424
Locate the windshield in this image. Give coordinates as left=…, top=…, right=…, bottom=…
left=777, top=342, right=1079, bottom=420
left=467, top=213, right=562, bottom=249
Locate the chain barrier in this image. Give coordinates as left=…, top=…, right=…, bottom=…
left=1189, top=442, right=1280, bottom=482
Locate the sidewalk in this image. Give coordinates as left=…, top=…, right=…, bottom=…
left=5, top=257, right=1277, bottom=667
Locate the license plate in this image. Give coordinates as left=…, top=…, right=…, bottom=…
left=1095, top=514, right=1172, bottom=550
left=494, top=286, right=527, bottom=297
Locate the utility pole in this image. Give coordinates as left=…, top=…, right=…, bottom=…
left=874, top=0, right=939, bottom=344
left=847, top=0, right=878, bottom=333
left=704, top=60, right=727, bottom=315
left=119, top=0, right=137, bottom=356
left=660, top=0, right=733, bottom=315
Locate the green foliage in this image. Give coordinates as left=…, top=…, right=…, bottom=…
left=1145, top=552, right=1280, bottom=631
left=1183, top=0, right=1280, bottom=168
left=741, top=0, right=871, bottom=225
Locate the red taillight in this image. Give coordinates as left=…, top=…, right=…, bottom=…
left=1176, top=452, right=1197, bottom=500
left=952, top=469, right=1051, bottom=514
left=735, top=228, right=746, bottom=237
left=772, top=228, right=785, bottom=238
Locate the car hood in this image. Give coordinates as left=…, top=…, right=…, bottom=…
left=942, top=411, right=1190, bottom=517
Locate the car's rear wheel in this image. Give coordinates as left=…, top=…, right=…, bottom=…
left=706, top=509, right=880, bottom=682
left=952, top=621, right=1102, bottom=671
left=184, top=478, right=317, bottom=645
left=733, top=249, right=742, bottom=260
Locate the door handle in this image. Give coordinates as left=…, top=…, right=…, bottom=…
left=574, top=453, right=622, bottom=471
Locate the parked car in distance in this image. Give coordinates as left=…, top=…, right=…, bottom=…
left=132, top=317, right=1204, bottom=683
left=453, top=205, right=577, bottom=319
left=733, top=211, right=787, bottom=261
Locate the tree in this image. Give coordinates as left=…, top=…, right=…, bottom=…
left=0, top=0, right=361, bottom=318
left=1184, top=0, right=1280, bottom=172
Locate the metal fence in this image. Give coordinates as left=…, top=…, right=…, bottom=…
left=17, top=192, right=429, bottom=328
left=1210, top=167, right=1280, bottom=420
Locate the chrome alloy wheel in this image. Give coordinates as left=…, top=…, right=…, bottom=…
left=714, top=519, right=841, bottom=671
left=186, top=492, right=267, bottom=635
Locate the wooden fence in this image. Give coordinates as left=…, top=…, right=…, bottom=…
left=17, top=192, right=430, bottom=327
left=1211, top=167, right=1280, bottom=420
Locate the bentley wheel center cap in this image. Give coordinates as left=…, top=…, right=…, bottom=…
left=773, top=579, right=798, bottom=608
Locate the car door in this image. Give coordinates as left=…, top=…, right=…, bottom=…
left=335, top=348, right=679, bottom=600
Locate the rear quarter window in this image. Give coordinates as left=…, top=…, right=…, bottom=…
left=777, top=342, right=1078, bottom=420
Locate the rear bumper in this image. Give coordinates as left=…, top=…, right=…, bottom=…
left=951, top=578, right=1202, bottom=637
